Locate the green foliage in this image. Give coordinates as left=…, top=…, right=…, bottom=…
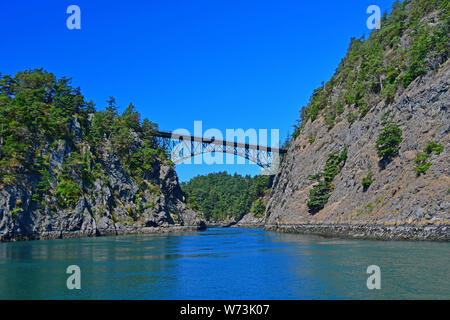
left=88, top=97, right=164, bottom=183
left=289, top=0, right=448, bottom=141
left=181, top=172, right=271, bottom=221
left=0, top=68, right=167, bottom=217
left=423, top=141, right=444, bottom=155
left=37, top=168, right=51, bottom=193
left=136, top=197, right=142, bottom=213
left=307, top=147, right=347, bottom=213
left=376, top=117, right=403, bottom=160
left=307, top=180, right=332, bottom=213
left=347, top=111, right=357, bottom=124
left=361, top=172, right=374, bottom=190
left=11, top=207, right=22, bottom=220
left=403, top=21, right=448, bottom=87
left=251, top=198, right=266, bottom=218
left=414, top=153, right=433, bottom=176
left=357, top=202, right=375, bottom=217
left=336, top=100, right=345, bottom=115
left=56, top=179, right=81, bottom=208
left=291, top=119, right=302, bottom=141
left=414, top=141, right=444, bottom=176
left=0, top=69, right=94, bottom=180
left=359, top=104, right=370, bottom=118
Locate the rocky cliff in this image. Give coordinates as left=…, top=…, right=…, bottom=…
left=264, top=0, right=449, bottom=240
left=0, top=123, right=205, bottom=242
left=0, top=71, right=204, bottom=241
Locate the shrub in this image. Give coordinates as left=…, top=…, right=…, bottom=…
left=359, top=105, right=370, bottom=118
left=56, top=179, right=81, bottom=208
left=414, top=141, right=444, bottom=176
left=336, top=100, right=345, bottom=115
left=136, top=198, right=142, bottom=213
left=361, top=172, right=375, bottom=190
left=251, top=198, right=266, bottom=218
left=414, top=153, right=432, bottom=176
left=423, top=141, right=443, bottom=155
left=307, top=147, right=347, bottom=213
left=376, top=119, right=402, bottom=160
left=307, top=180, right=332, bottom=213
left=347, top=112, right=357, bottom=124
left=11, top=207, right=22, bottom=220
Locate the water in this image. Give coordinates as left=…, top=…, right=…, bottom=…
left=0, top=227, right=449, bottom=299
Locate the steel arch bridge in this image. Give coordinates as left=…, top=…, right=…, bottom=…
left=153, top=130, right=287, bottom=169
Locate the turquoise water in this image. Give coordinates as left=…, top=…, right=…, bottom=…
left=0, top=227, right=449, bottom=299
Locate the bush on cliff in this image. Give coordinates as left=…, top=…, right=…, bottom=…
left=361, top=172, right=375, bottom=191
left=414, top=141, right=444, bottom=176
left=376, top=118, right=403, bottom=162
left=251, top=198, right=266, bottom=218
left=307, top=147, right=347, bottom=213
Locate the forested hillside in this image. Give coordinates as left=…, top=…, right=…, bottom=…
left=292, top=0, right=448, bottom=138
left=181, top=172, right=271, bottom=221
left=0, top=69, right=204, bottom=241
left=0, top=70, right=169, bottom=189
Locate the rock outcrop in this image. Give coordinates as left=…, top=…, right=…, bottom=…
left=233, top=212, right=265, bottom=228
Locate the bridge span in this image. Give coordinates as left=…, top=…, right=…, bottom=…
left=152, top=130, right=287, bottom=169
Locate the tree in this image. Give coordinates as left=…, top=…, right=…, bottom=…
left=251, top=198, right=266, bottom=217
left=122, top=103, right=141, bottom=132
left=181, top=172, right=273, bottom=221
left=307, top=147, right=347, bottom=213
left=376, top=120, right=402, bottom=160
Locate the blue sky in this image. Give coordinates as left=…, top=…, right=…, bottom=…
left=0, top=0, right=395, bottom=181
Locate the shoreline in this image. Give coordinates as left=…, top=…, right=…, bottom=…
left=264, top=223, right=450, bottom=241
left=0, top=224, right=206, bottom=242
left=3, top=222, right=450, bottom=242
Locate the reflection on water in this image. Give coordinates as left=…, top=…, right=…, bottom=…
left=0, top=228, right=449, bottom=299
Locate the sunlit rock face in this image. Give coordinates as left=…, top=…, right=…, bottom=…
left=265, top=51, right=449, bottom=240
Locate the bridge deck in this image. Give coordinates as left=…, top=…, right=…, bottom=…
left=153, top=130, right=287, bottom=154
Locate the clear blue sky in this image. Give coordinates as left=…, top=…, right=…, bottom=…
left=0, top=0, right=395, bottom=181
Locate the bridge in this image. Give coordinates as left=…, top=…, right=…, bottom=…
left=153, top=130, right=287, bottom=170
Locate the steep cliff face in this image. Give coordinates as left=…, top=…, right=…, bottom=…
left=265, top=1, right=449, bottom=240
left=266, top=62, right=449, bottom=239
